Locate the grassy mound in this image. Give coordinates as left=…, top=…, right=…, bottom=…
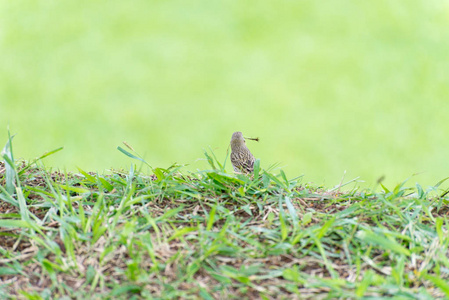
left=1, top=150, right=449, bottom=299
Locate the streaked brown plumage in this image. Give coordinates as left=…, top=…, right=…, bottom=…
left=230, top=131, right=255, bottom=174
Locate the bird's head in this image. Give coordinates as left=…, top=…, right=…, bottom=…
left=230, top=131, right=246, bottom=148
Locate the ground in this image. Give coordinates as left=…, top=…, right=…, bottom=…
left=1, top=159, right=449, bottom=299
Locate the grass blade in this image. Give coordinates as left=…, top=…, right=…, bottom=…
left=1, top=131, right=16, bottom=194
left=356, top=230, right=410, bottom=256
left=18, top=147, right=64, bottom=175
left=425, top=274, right=449, bottom=297
left=117, top=145, right=152, bottom=170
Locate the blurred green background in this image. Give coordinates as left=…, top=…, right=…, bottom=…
left=1, top=0, right=449, bottom=188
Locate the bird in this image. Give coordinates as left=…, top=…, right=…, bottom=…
left=230, top=131, right=256, bottom=174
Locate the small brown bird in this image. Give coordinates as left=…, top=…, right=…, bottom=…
left=230, top=131, right=256, bottom=174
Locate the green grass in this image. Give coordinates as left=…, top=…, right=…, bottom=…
left=1, top=137, right=449, bottom=299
